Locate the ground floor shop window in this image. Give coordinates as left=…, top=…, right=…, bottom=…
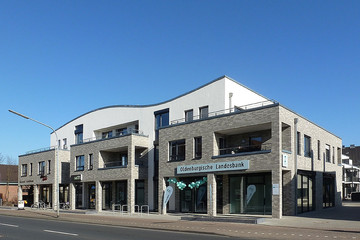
left=229, top=173, right=272, bottom=214
left=39, top=185, right=52, bottom=206
left=75, top=183, right=83, bottom=209
left=102, top=182, right=112, bottom=210
left=297, top=171, right=314, bottom=213
left=135, top=180, right=145, bottom=206
left=59, top=185, right=69, bottom=203
left=179, top=177, right=207, bottom=213
left=115, top=181, right=127, bottom=205
left=323, top=175, right=335, bottom=208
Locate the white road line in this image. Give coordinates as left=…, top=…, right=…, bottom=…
left=43, top=230, right=79, bottom=236
left=0, top=223, right=19, bottom=228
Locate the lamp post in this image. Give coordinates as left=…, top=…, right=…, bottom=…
left=9, top=109, right=60, bottom=218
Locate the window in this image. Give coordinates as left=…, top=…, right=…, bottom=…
left=38, top=161, right=45, bottom=176
left=185, top=110, right=193, bottom=122
left=169, top=139, right=185, bottom=161
left=250, top=136, right=262, bottom=151
left=89, top=154, right=93, bottom=170
left=317, top=140, right=321, bottom=160
left=76, top=155, right=85, bottom=171
left=48, top=160, right=51, bottom=174
left=116, top=128, right=127, bottom=136
left=332, top=147, right=335, bottom=163
left=297, top=132, right=301, bottom=155
left=120, top=154, right=128, bottom=166
left=29, top=163, right=33, bottom=176
left=194, top=137, right=202, bottom=159
left=21, top=164, right=27, bottom=177
left=75, top=124, right=83, bottom=144
left=63, top=138, right=67, bottom=149
left=58, top=140, right=61, bottom=149
left=199, top=106, right=209, bottom=119
left=325, top=144, right=330, bottom=162
left=304, top=135, right=311, bottom=157
left=102, top=131, right=112, bottom=139
left=154, top=109, right=169, bottom=140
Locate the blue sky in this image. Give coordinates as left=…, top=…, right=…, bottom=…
left=1, top=1, right=359, bottom=162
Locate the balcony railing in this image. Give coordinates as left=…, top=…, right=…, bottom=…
left=171, top=100, right=277, bottom=125
left=218, top=143, right=271, bottom=156
left=103, top=161, right=127, bottom=168
left=343, top=177, right=360, bottom=183
left=81, top=129, right=146, bottom=144
left=25, top=146, right=55, bottom=155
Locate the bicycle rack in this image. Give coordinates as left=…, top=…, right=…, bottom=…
left=112, top=203, right=121, bottom=212
left=121, top=205, right=128, bottom=215
left=141, top=205, right=149, bottom=215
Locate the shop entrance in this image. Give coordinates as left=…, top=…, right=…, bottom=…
left=179, top=177, right=207, bottom=213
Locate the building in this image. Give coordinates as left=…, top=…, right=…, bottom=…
left=18, top=76, right=342, bottom=218
left=0, top=164, right=18, bottom=206
left=343, top=145, right=360, bottom=167
left=342, top=154, right=360, bottom=199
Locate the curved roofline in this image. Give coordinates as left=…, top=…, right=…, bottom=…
left=55, top=75, right=269, bottom=131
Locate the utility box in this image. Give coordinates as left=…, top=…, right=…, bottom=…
left=18, top=200, right=25, bottom=210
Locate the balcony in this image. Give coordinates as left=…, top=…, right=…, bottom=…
left=214, top=125, right=272, bottom=158
left=170, top=100, right=277, bottom=125
left=79, top=129, right=147, bottom=145
left=218, top=143, right=272, bottom=156
left=343, top=177, right=360, bottom=183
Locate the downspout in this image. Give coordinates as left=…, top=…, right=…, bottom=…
left=294, top=118, right=298, bottom=216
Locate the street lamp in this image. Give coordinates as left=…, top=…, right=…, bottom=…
left=9, top=109, right=60, bottom=218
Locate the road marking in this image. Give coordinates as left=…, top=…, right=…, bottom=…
left=43, top=230, right=78, bottom=236
left=0, top=223, right=19, bottom=228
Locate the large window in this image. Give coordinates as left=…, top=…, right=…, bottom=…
left=38, top=161, right=45, bottom=176
left=199, top=106, right=209, bottom=119
left=75, top=124, right=83, bottom=144
left=29, top=163, right=33, bottom=176
left=194, top=137, right=202, bottom=159
left=21, top=164, right=27, bottom=177
left=317, top=140, right=321, bottom=160
left=76, top=155, right=85, bottom=171
left=304, top=135, right=311, bottom=157
left=185, top=109, right=193, bottom=122
left=297, top=172, right=314, bottom=213
left=169, top=139, right=185, bottom=161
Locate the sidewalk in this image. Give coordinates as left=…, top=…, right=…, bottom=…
left=262, top=201, right=360, bottom=232
left=0, top=201, right=359, bottom=238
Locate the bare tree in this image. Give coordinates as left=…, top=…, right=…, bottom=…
left=0, top=153, right=18, bottom=205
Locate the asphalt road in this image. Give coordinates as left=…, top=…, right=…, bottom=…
left=0, top=215, right=246, bottom=240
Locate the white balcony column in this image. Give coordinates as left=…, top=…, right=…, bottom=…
left=207, top=173, right=217, bottom=216
left=52, top=183, right=58, bottom=210
left=69, top=183, right=76, bottom=210
left=158, top=177, right=167, bottom=214
left=95, top=180, right=102, bottom=212
left=18, top=185, right=23, bottom=201
left=33, top=184, right=39, bottom=203
left=127, top=140, right=136, bottom=214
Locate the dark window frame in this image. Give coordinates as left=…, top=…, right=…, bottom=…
left=169, top=139, right=186, bottom=161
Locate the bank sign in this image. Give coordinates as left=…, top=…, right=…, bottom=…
left=177, top=160, right=249, bottom=174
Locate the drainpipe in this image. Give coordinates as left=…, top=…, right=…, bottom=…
left=294, top=118, right=298, bottom=216
left=229, top=92, right=233, bottom=113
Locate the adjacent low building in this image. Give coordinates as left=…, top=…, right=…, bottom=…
left=18, top=76, right=342, bottom=218
left=342, top=154, right=360, bottom=199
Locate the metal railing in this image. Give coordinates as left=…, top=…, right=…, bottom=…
left=171, top=100, right=277, bottom=125
left=218, top=143, right=271, bottom=156
left=82, top=129, right=146, bottom=143
left=343, top=177, right=360, bottom=182
left=25, top=146, right=55, bottom=155
left=104, top=161, right=127, bottom=168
